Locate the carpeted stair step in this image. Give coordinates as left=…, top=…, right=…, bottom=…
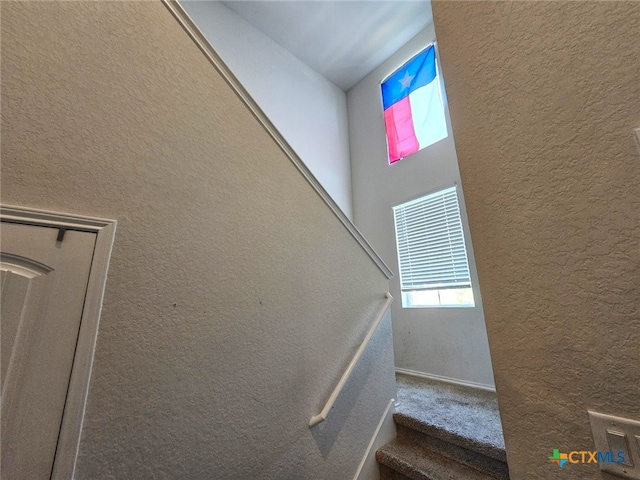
left=376, top=436, right=500, bottom=480
left=392, top=422, right=509, bottom=479
left=384, top=373, right=509, bottom=479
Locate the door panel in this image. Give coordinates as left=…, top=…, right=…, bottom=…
left=2, top=266, right=35, bottom=389
left=1, top=222, right=96, bottom=480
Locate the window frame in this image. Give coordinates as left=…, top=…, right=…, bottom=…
left=380, top=43, right=448, bottom=164
left=392, top=185, right=475, bottom=309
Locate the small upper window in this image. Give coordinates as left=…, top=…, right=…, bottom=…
left=393, top=186, right=474, bottom=308
left=381, top=45, right=448, bottom=164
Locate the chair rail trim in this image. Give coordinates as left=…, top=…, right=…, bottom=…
left=162, top=0, right=393, bottom=279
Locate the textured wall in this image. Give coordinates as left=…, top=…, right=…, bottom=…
left=1, top=2, right=396, bottom=478
left=181, top=0, right=354, bottom=219
left=348, top=24, right=495, bottom=388
left=432, top=2, right=640, bottom=478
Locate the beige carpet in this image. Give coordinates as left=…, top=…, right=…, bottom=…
left=394, top=373, right=505, bottom=453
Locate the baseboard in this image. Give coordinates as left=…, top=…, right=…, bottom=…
left=395, top=368, right=496, bottom=393
left=353, top=398, right=396, bottom=480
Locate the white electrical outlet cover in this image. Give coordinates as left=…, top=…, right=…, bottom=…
left=589, top=411, right=640, bottom=479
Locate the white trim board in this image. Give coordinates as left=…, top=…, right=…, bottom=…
left=1, top=205, right=117, bottom=480
left=395, top=368, right=496, bottom=393
left=353, top=398, right=396, bottom=480
left=162, top=0, right=393, bottom=280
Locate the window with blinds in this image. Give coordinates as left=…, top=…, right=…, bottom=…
left=392, top=185, right=475, bottom=307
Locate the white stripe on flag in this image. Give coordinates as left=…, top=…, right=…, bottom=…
left=409, top=75, right=448, bottom=149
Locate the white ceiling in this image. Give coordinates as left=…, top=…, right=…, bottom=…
left=220, top=1, right=432, bottom=91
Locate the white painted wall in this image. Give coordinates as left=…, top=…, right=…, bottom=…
left=181, top=0, right=354, bottom=219
left=1, top=2, right=396, bottom=478
left=348, top=24, right=495, bottom=388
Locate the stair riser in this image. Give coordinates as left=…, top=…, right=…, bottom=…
left=379, top=464, right=413, bottom=480
left=396, top=424, right=509, bottom=480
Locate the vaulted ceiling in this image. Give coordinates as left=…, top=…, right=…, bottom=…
left=220, top=1, right=432, bottom=91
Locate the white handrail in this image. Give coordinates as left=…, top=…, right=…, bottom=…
left=309, top=293, right=394, bottom=428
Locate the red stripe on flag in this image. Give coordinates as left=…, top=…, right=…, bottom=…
left=384, top=96, right=419, bottom=163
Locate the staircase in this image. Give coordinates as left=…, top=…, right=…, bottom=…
left=376, top=373, right=509, bottom=480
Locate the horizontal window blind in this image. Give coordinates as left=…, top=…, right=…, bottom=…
left=393, top=186, right=472, bottom=291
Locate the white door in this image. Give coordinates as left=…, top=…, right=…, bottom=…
left=1, top=222, right=96, bottom=480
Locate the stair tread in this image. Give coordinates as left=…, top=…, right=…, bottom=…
left=394, top=412, right=506, bottom=463
left=377, top=437, right=500, bottom=480
left=395, top=373, right=506, bottom=462
left=393, top=424, right=509, bottom=479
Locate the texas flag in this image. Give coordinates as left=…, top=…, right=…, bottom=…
left=381, top=45, right=448, bottom=163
